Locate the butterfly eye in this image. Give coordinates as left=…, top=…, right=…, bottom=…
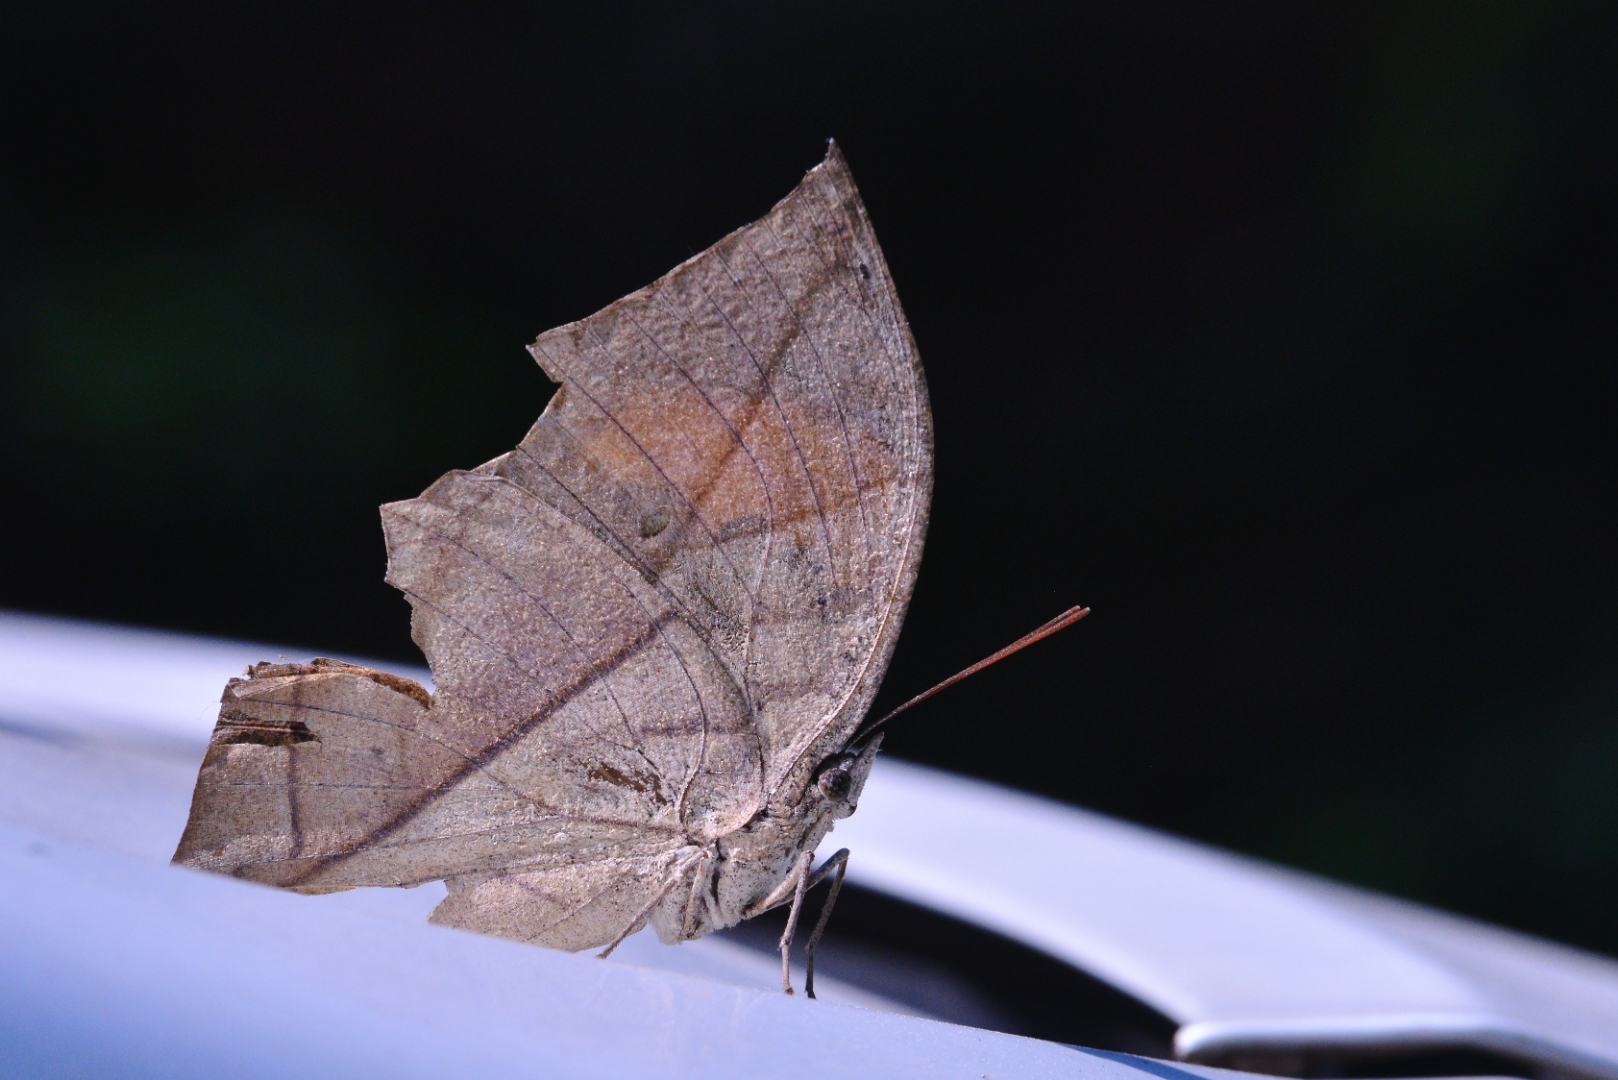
left=815, top=758, right=854, bottom=801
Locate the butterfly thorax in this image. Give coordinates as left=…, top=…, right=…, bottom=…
left=648, top=737, right=881, bottom=944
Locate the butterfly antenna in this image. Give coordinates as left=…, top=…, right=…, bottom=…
left=852, top=604, right=1090, bottom=745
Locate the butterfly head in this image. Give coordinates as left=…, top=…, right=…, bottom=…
left=812, top=734, right=882, bottom=819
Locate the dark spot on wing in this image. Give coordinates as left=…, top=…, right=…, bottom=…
left=213, top=710, right=319, bottom=747
left=717, top=513, right=766, bottom=543
left=858, top=263, right=870, bottom=280
left=640, top=511, right=669, bottom=537
left=588, top=763, right=669, bottom=806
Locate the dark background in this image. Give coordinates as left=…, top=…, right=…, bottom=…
left=4, top=2, right=1617, bottom=955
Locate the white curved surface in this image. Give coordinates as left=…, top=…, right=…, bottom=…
left=1, top=820, right=1125, bottom=1080
left=4, top=610, right=1617, bottom=1078
left=0, top=611, right=1174, bottom=1079
left=0, top=613, right=899, bottom=1013
left=840, top=760, right=1618, bottom=1077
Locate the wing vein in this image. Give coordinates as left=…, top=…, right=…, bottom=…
left=745, top=228, right=876, bottom=568
left=533, top=338, right=762, bottom=611
left=282, top=605, right=683, bottom=886
left=697, top=260, right=841, bottom=594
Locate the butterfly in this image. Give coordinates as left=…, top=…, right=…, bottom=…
left=174, top=143, right=933, bottom=995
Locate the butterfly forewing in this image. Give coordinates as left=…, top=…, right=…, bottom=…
left=499, top=149, right=931, bottom=805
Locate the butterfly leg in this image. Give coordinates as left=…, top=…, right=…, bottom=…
left=596, top=850, right=706, bottom=959
left=801, top=848, right=848, bottom=1000
left=762, top=848, right=851, bottom=996
left=775, top=851, right=816, bottom=993
left=681, top=848, right=714, bottom=939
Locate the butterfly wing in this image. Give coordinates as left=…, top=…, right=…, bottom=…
left=173, top=660, right=678, bottom=893
left=173, top=144, right=932, bottom=949
left=498, top=143, right=933, bottom=808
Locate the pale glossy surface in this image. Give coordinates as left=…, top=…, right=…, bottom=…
left=837, top=749, right=1618, bottom=1077
left=0, top=614, right=1082, bottom=1079
left=5, top=610, right=1615, bottom=1078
